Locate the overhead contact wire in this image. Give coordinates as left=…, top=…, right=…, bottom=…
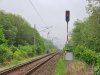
left=28, top=0, right=47, bottom=25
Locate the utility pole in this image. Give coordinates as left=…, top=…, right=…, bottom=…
left=65, top=10, right=70, bottom=47
left=47, top=32, right=50, bottom=39
left=39, top=26, right=53, bottom=53
left=34, top=24, right=36, bottom=46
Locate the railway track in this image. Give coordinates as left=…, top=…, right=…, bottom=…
left=0, top=52, right=61, bottom=75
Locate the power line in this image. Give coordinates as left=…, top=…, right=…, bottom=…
left=28, top=0, right=47, bottom=25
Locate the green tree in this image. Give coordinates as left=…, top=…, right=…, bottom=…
left=0, top=25, right=6, bottom=44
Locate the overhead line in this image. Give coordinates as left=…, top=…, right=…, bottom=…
left=28, top=0, right=47, bottom=25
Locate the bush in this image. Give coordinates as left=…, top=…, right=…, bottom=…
left=13, top=49, right=23, bottom=60
left=13, top=45, right=35, bottom=60
left=0, top=45, right=13, bottom=63
left=73, top=45, right=100, bottom=74
left=74, top=45, right=96, bottom=65
left=18, top=45, right=34, bottom=57
left=74, top=45, right=85, bottom=60
left=81, top=49, right=96, bottom=65
left=94, top=53, right=100, bottom=75
left=10, top=46, right=18, bottom=53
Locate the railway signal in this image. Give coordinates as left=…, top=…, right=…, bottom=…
left=65, top=11, right=73, bottom=73
left=65, top=10, right=70, bottom=45
left=66, top=10, right=70, bottom=23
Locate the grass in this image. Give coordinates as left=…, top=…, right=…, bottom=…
left=65, top=59, right=93, bottom=75
left=54, top=56, right=93, bottom=75
left=55, top=56, right=66, bottom=75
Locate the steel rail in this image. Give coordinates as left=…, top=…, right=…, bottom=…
left=0, top=53, right=55, bottom=75
left=23, top=53, right=59, bottom=75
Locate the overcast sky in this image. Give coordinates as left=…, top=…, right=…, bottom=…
left=0, top=0, right=88, bottom=49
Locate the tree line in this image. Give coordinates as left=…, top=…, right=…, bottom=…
left=64, top=0, right=100, bottom=74
left=0, top=10, right=56, bottom=64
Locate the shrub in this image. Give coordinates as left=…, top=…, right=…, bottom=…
left=10, top=46, right=18, bottom=53
left=18, top=45, right=34, bottom=57
left=73, top=45, right=85, bottom=59
left=73, top=45, right=100, bottom=74
left=81, top=49, right=96, bottom=65
left=12, top=45, right=36, bottom=61
left=94, top=53, right=100, bottom=75
left=74, top=45, right=96, bottom=65
left=0, top=45, right=13, bottom=63
left=13, top=49, right=24, bottom=60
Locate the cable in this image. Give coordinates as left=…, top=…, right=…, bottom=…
left=28, top=0, right=47, bottom=25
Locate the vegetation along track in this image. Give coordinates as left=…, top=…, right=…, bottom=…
left=0, top=52, right=62, bottom=75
